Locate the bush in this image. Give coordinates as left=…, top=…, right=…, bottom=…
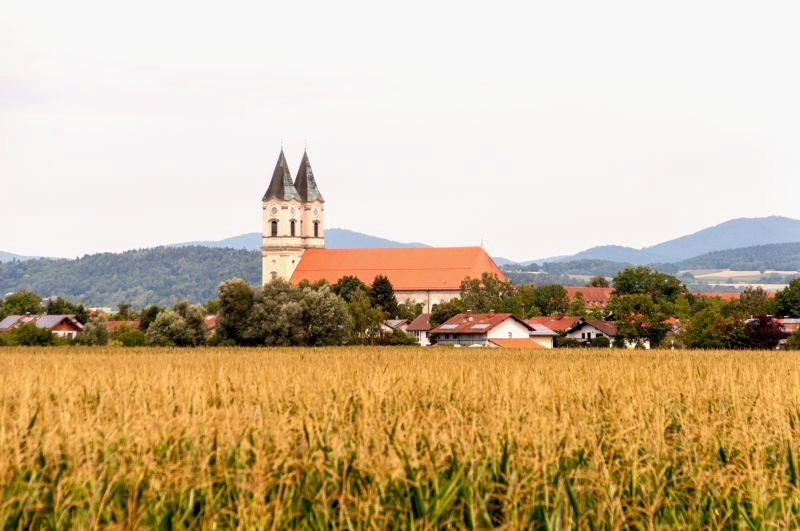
left=590, top=336, right=611, bottom=348
left=386, top=329, right=417, bottom=346
left=2, top=323, right=57, bottom=346
left=555, top=337, right=580, bottom=348
left=110, top=325, right=147, bottom=347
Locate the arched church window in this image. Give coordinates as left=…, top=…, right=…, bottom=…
left=290, top=220, right=296, bottom=237
left=271, top=220, right=278, bottom=237
left=313, top=221, right=319, bottom=238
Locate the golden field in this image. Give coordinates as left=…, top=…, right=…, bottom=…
left=2, top=347, right=800, bottom=528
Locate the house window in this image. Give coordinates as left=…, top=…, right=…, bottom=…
left=508, top=332, right=512, bottom=338
left=270, top=271, right=277, bottom=280
left=290, top=220, right=296, bottom=236
left=313, top=221, right=319, bottom=238
left=581, top=332, right=586, bottom=339
left=271, top=220, right=278, bottom=237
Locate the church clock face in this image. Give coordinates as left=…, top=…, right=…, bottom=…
left=269, top=205, right=279, bottom=217
left=290, top=206, right=297, bottom=218
left=312, top=207, right=320, bottom=219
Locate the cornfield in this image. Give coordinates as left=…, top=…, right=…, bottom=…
left=2, top=347, right=800, bottom=528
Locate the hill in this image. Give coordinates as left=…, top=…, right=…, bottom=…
left=668, top=241, right=800, bottom=271
left=0, top=247, right=260, bottom=308
left=170, top=228, right=431, bottom=251
left=643, top=216, right=800, bottom=262
left=525, top=216, right=800, bottom=265
left=0, top=251, right=38, bottom=263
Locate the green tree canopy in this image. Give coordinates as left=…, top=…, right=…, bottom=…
left=613, top=267, right=687, bottom=304
left=216, top=278, right=255, bottom=344
left=331, top=276, right=368, bottom=303
left=347, top=288, right=384, bottom=345
left=587, top=276, right=610, bottom=288
left=2, top=291, right=42, bottom=317
left=776, top=279, right=800, bottom=318
left=370, top=275, right=399, bottom=317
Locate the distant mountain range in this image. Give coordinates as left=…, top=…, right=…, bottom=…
left=169, top=228, right=430, bottom=251
left=2, top=217, right=800, bottom=306
left=0, top=250, right=37, bottom=263
left=531, top=216, right=800, bottom=265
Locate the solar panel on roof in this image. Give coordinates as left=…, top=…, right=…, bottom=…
left=439, top=324, right=458, bottom=330
left=470, top=323, right=490, bottom=329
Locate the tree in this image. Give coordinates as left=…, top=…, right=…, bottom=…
left=612, top=267, right=687, bottom=304
left=44, top=296, right=89, bottom=323
left=82, top=318, right=110, bottom=345
left=110, top=324, right=147, bottom=346
left=459, top=273, right=514, bottom=313
left=216, top=278, right=255, bottom=344
left=331, top=276, right=369, bottom=303
left=682, top=307, right=746, bottom=349
left=245, top=279, right=305, bottom=346
left=2, top=323, right=57, bottom=346
left=587, top=276, right=610, bottom=288
left=139, top=305, right=164, bottom=332
left=744, top=315, right=785, bottom=350
left=429, top=298, right=468, bottom=328
left=114, top=302, right=135, bottom=320
left=298, top=285, right=351, bottom=346
left=567, top=292, right=587, bottom=317
left=145, top=310, right=190, bottom=346
left=370, top=275, right=399, bottom=317
left=725, top=287, right=776, bottom=318
left=2, top=291, right=42, bottom=316
left=531, top=285, right=569, bottom=316
left=175, top=300, right=209, bottom=346
left=611, top=294, right=670, bottom=348
left=395, top=299, right=423, bottom=321
left=347, top=288, right=384, bottom=345
left=776, top=279, right=800, bottom=318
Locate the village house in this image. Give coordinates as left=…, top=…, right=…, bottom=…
left=260, top=150, right=506, bottom=312
left=0, top=314, right=84, bottom=339
left=406, top=313, right=431, bottom=346
left=381, top=319, right=410, bottom=335
left=431, top=311, right=544, bottom=348
left=563, top=318, right=651, bottom=349
left=528, top=315, right=583, bottom=333
left=528, top=323, right=558, bottom=348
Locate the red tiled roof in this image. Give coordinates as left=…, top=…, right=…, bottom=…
left=565, top=287, right=613, bottom=307
left=566, top=319, right=618, bottom=336
left=205, top=315, right=217, bottom=329
left=105, top=320, right=140, bottom=331
left=488, top=338, right=545, bottom=349
left=406, top=313, right=431, bottom=332
left=290, top=247, right=505, bottom=291
left=528, top=315, right=582, bottom=332
left=431, top=312, right=532, bottom=334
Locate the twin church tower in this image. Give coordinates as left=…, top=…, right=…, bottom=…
left=261, top=149, right=325, bottom=284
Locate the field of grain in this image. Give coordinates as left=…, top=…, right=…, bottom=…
left=2, top=347, right=800, bottom=528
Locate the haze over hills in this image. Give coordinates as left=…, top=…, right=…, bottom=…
left=169, top=228, right=430, bottom=251
left=534, top=216, right=800, bottom=265
left=0, top=251, right=37, bottom=263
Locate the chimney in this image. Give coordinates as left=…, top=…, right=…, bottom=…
left=488, top=309, right=495, bottom=317
left=465, top=310, right=473, bottom=322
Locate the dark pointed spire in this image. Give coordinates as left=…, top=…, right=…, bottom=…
left=263, top=149, right=301, bottom=202
left=293, top=150, right=325, bottom=203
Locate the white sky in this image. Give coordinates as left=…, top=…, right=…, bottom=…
left=1, top=0, right=798, bottom=262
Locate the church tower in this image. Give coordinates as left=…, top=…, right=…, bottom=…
left=261, top=149, right=325, bottom=284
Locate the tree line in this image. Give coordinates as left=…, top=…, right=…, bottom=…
left=2, top=267, right=800, bottom=349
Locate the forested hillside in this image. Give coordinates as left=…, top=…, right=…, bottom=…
left=669, top=242, right=800, bottom=271
left=0, top=247, right=259, bottom=308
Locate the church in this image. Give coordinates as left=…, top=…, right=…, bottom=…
left=261, top=150, right=505, bottom=312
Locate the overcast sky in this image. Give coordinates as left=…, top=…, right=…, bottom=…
left=2, top=1, right=798, bottom=262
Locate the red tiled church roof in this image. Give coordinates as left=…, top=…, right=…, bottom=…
left=565, top=287, right=613, bottom=307
left=290, top=247, right=505, bottom=291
